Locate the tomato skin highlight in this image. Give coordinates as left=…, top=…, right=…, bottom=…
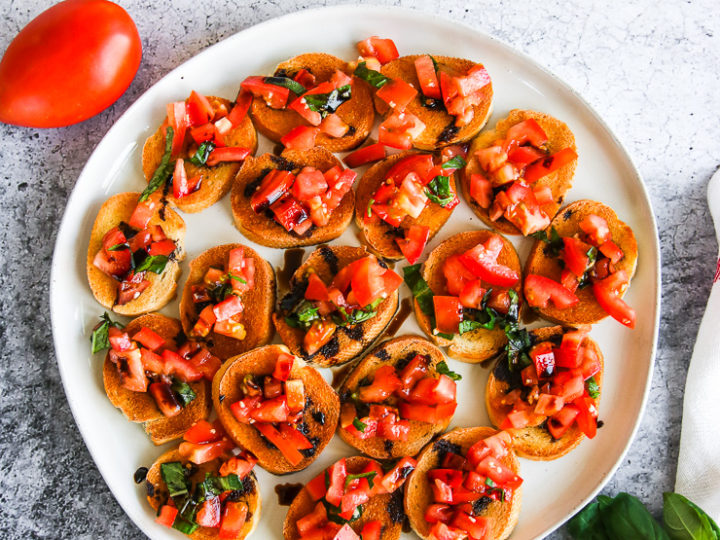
left=0, top=0, right=142, bottom=128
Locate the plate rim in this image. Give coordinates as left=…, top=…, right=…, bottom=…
left=49, top=4, right=662, bottom=539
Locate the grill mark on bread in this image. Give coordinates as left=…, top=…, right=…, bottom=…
left=318, top=245, right=339, bottom=274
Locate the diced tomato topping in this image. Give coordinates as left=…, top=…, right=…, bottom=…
left=529, top=341, right=556, bottom=377
left=254, top=422, right=305, bottom=466
left=459, top=280, right=486, bottom=310
left=184, top=419, right=223, bottom=444
left=357, top=36, right=399, bottom=64
left=580, top=214, right=611, bottom=246
left=504, top=118, right=548, bottom=152
left=378, top=111, right=426, bottom=149
left=547, top=404, right=580, bottom=439
left=229, top=396, right=261, bottom=424
left=356, top=365, right=401, bottom=402
left=562, top=237, right=593, bottom=278
left=304, top=273, right=330, bottom=303
left=414, top=54, right=441, bottom=98
left=380, top=456, right=416, bottom=493
left=155, top=505, right=178, bottom=528
left=523, top=147, right=578, bottom=183
left=212, top=295, right=243, bottom=321
left=195, top=496, right=221, bottom=528
left=319, top=113, right=350, bottom=138
left=551, top=371, right=586, bottom=402
left=324, top=458, right=347, bottom=506
left=409, top=375, right=456, bottom=405
left=250, top=395, right=288, bottom=423
left=344, top=142, right=387, bottom=168
left=376, top=78, right=418, bottom=110
left=305, top=473, right=327, bottom=502
left=108, top=327, right=133, bottom=352
left=507, top=144, right=545, bottom=167
left=272, top=352, right=294, bottom=382
left=533, top=184, right=554, bottom=205
left=574, top=394, right=599, bottom=438
left=425, top=503, right=454, bottom=525
left=433, top=296, right=462, bottom=334
left=360, top=520, right=382, bottom=540
left=178, top=438, right=234, bottom=465
left=469, top=173, right=492, bottom=209
left=128, top=195, right=159, bottom=230
left=534, top=393, right=565, bottom=417
left=476, top=456, right=522, bottom=489
left=599, top=240, right=624, bottom=264
left=281, top=125, right=320, bottom=150
left=162, top=349, right=203, bottom=382
left=303, top=319, right=337, bottom=356
left=285, top=379, right=305, bottom=414
left=190, top=122, right=215, bottom=145
left=293, top=68, right=316, bottom=88
left=398, top=401, right=457, bottom=424
left=206, top=146, right=250, bottom=167
left=241, top=76, right=290, bottom=108
left=278, top=422, right=314, bottom=450
left=148, top=381, right=181, bottom=417
left=297, top=502, right=328, bottom=535
left=250, top=169, right=294, bottom=212
left=226, top=90, right=252, bottom=128
left=524, top=274, right=579, bottom=309
left=396, top=224, right=429, bottom=264
left=167, top=101, right=189, bottom=157
left=218, top=501, right=248, bottom=540
left=592, top=278, right=636, bottom=328
left=186, top=91, right=214, bottom=126
left=459, top=238, right=519, bottom=287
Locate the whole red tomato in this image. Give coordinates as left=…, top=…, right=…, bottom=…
left=0, top=0, right=142, bottom=128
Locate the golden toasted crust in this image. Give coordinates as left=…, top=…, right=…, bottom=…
left=86, top=192, right=186, bottom=316
left=249, top=53, right=374, bottom=152
left=354, top=151, right=457, bottom=260
left=485, top=326, right=604, bottom=460
left=524, top=199, right=638, bottom=325
left=212, top=344, right=339, bottom=474
left=273, top=245, right=399, bottom=367
left=231, top=147, right=354, bottom=248
left=413, top=230, right=522, bottom=363
left=179, top=244, right=275, bottom=360
left=283, top=456, right=403, bottom=540
left=141, top=96, right=258, bottom=214
left=146, top=449, right=261, bottom=540
left=337, top=335, right=452, bottom=459
left=103, top=314, right=211, bottom=445
left=462, top=109, right=577, bottom=235
left=405, top=427, right=521, bottom=540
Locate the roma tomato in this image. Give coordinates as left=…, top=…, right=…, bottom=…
left=0, top=0, right=142, bottom=128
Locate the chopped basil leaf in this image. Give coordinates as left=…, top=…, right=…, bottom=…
left=425, top=175, right=455, bottom=207
left=436, top=360, right=462, bottom=381
left=403, top=264, right=434, bottom=318
left=333, top=298, right=383, bottom=327
left=304, top=84, right=352, bottom=118
left=107, top=243, right=129, bottom=252
left=459, top=317, right=495, bottom=334
left=171, top=379, right=197, bottom=406
left=189, top=140, right=216, bottom=166
left=436, top=332, right=455, bottom=340
left=352, top=417, right=367, bottom=432
left=160, top=462, right=190, bottom=498
left=285, top=300, right=320, bottom=329
left=345, top=471, right=377, bottom=489
left=325, top=500, right=364, bottom=524
left=140, top=126, right=174, bottom=202
left=90, top=312, right=124, bottom=354
left=485, top=477, right=496, bottom=487
left=505, top=326, right=533, bottom=371
left=171, top=515, right=199, bottom=535
left=442, top=155, right=467, bottom=170
left=367, top=198, right=374, bottom=217
left=263, top=76, right=307, bottom=96
left=213, top=473, right=242, bottom=492
left=353, top=62, right=390, bottom=88
left=228, top=273, right=247, bottom=285
left=134, top=253, right=169, bottom=274
left=530, top=226, right=563, bottom=256
left=208, top=281, right=234, bottom=303
left=586, top=376, right=600, bottom=399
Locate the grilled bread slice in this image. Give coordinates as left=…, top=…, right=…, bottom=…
left=337, top=335, right=453, bottom=459
left=462, top=109, right=577, bottom=235
left=87, top=192, right=186, bottom=316
left=141, top=95, right=258, bottom=213
left=524, top=199, right=638, bottom=326
left=405, top=427, right=521, bottom=540
left=485, top=326, right=604, bottom=460
left=145, top=449, right=261, bottom=540
left=103, top=313, right=211, bottom=445
left=355, top=151, right=457, bottom=260
left=179, top=243, right=275, bottom=360
left=378, top=55, right=493, bottom=150
left=283, top=456, right=404, bottom=540
left=249, top=53, right=374, bottom=152
left=231, top=147, right=354, bottom=248
left=413, top=230, right=522, bottom=363
left=273, top=245, right=399, bottom=367
left=212, top=344, right=339, bottom=474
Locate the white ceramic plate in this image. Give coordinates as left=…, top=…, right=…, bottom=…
left=50, top=5, right=660, bottom=539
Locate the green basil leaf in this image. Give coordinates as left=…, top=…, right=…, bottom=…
left=134, top=254, right=169, bottom=274
left=324, top=500, right=364, bottom=524
left=586, top=376, right=600, bottom=399
left=663, top=492, right=719, bottom=540
left=160, top=462, right=190, bottom=498
left=352, top=417, right=367, bottom=432
left=171, top=379, right=197, bottom=406
left=568, top=499, right=611, bottom=540
left=345, top=471, right=377, bottom=489
left=228, top=273, right=247, bottom=284
left=140, top=126, right=174, bottom=202
left=263, top=76, right=307, bottom=96
left=107, top=243, right=129, bottom=252
left=90, top=312, right=124, bottom=354
left=213, top=473, right=242, bottom=492
left=353, top=62, right=390, bottom=88
left=530, top=226, right=564, bottom=256
left=189, top=140, right=216, bottom=166
left=685, top=499, right=720, bottom=539
left=403, top=264, right=434, bottom=317
left=442, top=155, right=467, bottom=170
left=436, top=360, right=462, bottom=381
left=171, top=514, right=199, bottom=535
left=425, top=176, right=455, bottom=207
left=367, top=198, right=374, bottom=217
left=600, top=492, right=670, bottom=540
left=304, top=84, right=352, bottom=118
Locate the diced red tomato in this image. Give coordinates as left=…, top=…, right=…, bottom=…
left=357, top=365, right=402, bottom=402
left=433, top=296, right=462, bottom=334
left=305, top=274, right=330, bottom=303
left=380, top=457, right=416, bottom=493
left=278, top=422, right=314, bottom=450
left=218, top=501, right=248, bottom=540
left=190, top=122, right=215, bottom=145
left=534, top=393, right=565, bottom=416
left=147, top=239, right=176, bottom=257
left=398, top=401, right=457, bottom=424
left=183, top=419, right=223, bottom=444
left=579, top=345, right=602, bottom=380
left=524, top=274, right=579, bottom=309
left=241, top=76, right=290, bottom=108
left=206, top=146, right=250, bottom=167
left=476, top=456, right=522, bottom=489
left=529, top=341, right=556, bottom=377
left=409, top=375, right=456, bottom=406
left=547, top=404, right=580, bottom=439
left=507, top=145, right=545, bottom=167
left=459, top=239, right=519, bottom=287
left=431, top=478, right=454, bottom=504
left=552, top=371, right=586, bottom=402
left=294, top=68, right=316, bottom=89
left=195, top=496, right=222, bottom=528
left=270, top=196, right=310, bottom=233
left=179, top=438, right=233, bottom=465
left=469, top=173, right=493, bottom=208
left=288, top=94, right=323, bottom=126
left=212, top=295, right=243, bottom=321
left=523, top=147, right=578, bottom=183
left=425, top=504, right=454, bottom=524
left=319, top=113, right=350, bottom=138
left=162, top=350, right=203, bottom=382
left=441, top=255, right=476, bottom=296
left=228, top=249, right=255, bottom=294
left=325, top=458, right=347, bottom=506
left=323, top=168, right=357, bottom=213
left=254, top=422, right=305, bottom=466
left=226, top=90, right=252, bottom=128
left=428, top=468, right=464, bottom=489
left=580, top=214, right=611, bottom=246
left=378, top=110, right=426, bottom=149
left=459, top=279, right=486, bottom=310
left=250, top=169, right=295, bottom=212
left=592, top=277, right=636, bottom=328
left=414, top=55, right=441, bottom=99
left=291, top=167, right=327, bottom=202
left=218, top=452, right=257, bottom=479
left=563, top=237, right=593, bottom=278
left=167, top=101, right=189, bottom=157
left=344, top=142, right=387, bottom=168
left=108, top=327, right=133, bottom=352
left=386, top=154, right=435, bottom=186
left=297, top=502, right=328, bottom=535
left=574, top=394, right=599, bottom=438
left=360, top=520, right=382, bottom=540
left=128, top=195, right=159, bottom=230
left=148, top=381, right=181, bottom=417
left=229, top=396, right=260, bottom=424
left=504, top=118, right=548, bottom=152
left=452, top=512, right=491, bottom=540
left=376, top=78, right=418, bottom=110
left=396, top=224, right=430, bottom=264
left=357, top=36, right=399, bottom=64
left=599, top=240, right=624, bottom=264
left=186, top=91, right=214, bottom=126
left=533, top=184, right=554, bottom=205
left=305, top=473, right=327, bottom=502
left=466, top=431, right=511, bottom=467
left=155, top=505, right=178, bottom=528
left=281, top=125, right=320, bottom=150
left=560, top=269, right=580, bottom=294
left=250, top=395, right=289, bottom=423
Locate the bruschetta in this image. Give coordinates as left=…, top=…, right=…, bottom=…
left=462, top=109, right=578, bottom=236
left=283, top=455, right=416, bottom=540
left=242, top=53, right=374, bottom=152
left=145, top=423, right=260, bottom=539
left=360, top=54, right=493, bottom=151
left=87, top=192, right=185, bottom=316
left=179, top=244, right=275, bottom=360
left=141, top=92, right=258, bottom=213
left=404, top=427, right=522, bottom=540
left=336, top=335, right=458, bottom=460
left=407, top=230, right=523, bottom=363
left=212, top=344, right=339, bottom=474
left=524, top=200, right=638, bottom=328
left=101, top=313, right=215, bottom=444
left=231, top=147, right=357, bottom=248
left=273, top=245, right=401, bottom=367
left=355, top=150, right=464, bottom=263
left=485, top=325, right=603, bottom=460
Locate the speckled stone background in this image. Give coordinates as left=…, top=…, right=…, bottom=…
left=0, top=0, right=718, bottom=538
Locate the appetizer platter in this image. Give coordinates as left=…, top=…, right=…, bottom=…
left=49, top=5, right=660, bottom=540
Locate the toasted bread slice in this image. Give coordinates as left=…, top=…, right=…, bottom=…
left=413, top=230, right=522, bottom=363
left=179, top=244, right=275, bottom=360
left=485, top=326, right=604, bottom=460
left=337, top=335, right=453, bottom=459
left=249, top=53, right=374, bottom=152
left=405, top=427, right=521, bottom=540
left=231, top=147, right=354, bottom=248
left=273, top=245, right=399, bottom=367
left=283, top=455, right=404, bottom=540
left=103, top=314, right=211, bottom=445
left=87, top=192, right=186, bottom=316
left=145, top=448, right=261, bottom=540
left=141, top=96, right=258, bottom=213
left=212, top=344, right=339, bottom=474
left=378, top=55, right=493, bottom=150
left=524, top=199, right=638, bottom=325
left=462, top=109, right=577, bottom=235
left=355, top=151, right=457, bottom=259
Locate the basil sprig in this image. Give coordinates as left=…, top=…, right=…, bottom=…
left=160, top=462, right=190, bottom=498
left=436, top=360, right=462, bottom=381
left=189, top=140, right=215, bottom=166
left=284, top=300, right=320, bottom=329
left=353, top=62, right=390, bottom=88
left=530, top=226, right=563, bottom=256
left=90, top=312, right=124, bottom=354
left=345, top=471, right=377, bottom=489
left=171, top=379, right=197, bottom=406
left=134, top=253, right=169, bottom=274
left=442, top=155, right=467, bottom=170
left=140, top=127, right=174, bottom=202
left=586, top=376, right=600, bottom=399
left=425, top=175, right=455, bottom=207
left=263, top=76, right=307, bottom=96
left=304, top=84, right=352, bottom=118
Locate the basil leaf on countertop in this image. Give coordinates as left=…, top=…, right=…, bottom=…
left=568, top=499, right=610, bottom=540
left=599, top=493, right=670, bottom=540
left=663, top=492, right=719, bottom=540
